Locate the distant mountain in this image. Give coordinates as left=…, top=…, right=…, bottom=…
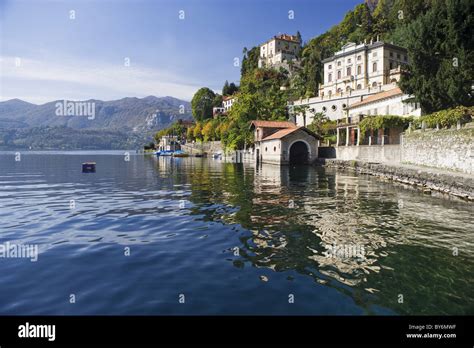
left=0, top=96, right=193, bottom=150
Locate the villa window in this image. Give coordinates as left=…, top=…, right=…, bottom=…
left=347, top=67, right=351, bottom=76
left=404, top=55, right=407, bottom=61
left=390, top=52, right=393, bottom=58
left=328, top=73, right=332, bottom=82
left=372, top=81, right=378, bottom=87
left=337, top=61, right=341, bottom=66
left=265, top=147, right=268, bottom=152
left=328, top=91, right=332, bottom=97
left=397, top=53, right=401, bottom=59
left=348, top=58, right=351, bottom=63
left=373, top=52, right=377, bottom=57
left=337, top=71, right=341, bottom=79
left=372, top=62, right=377, bottom=72
left=357, top=84, right=362, bottom=90
left=389, top=62, right=394, bottom=70
left=357, top=55, right=361, bottom=61
left=328, top=64, right=332, bottom=70
left=274, top=146, right=276, bottom=152
left=357, top=65, right=361, bottom=75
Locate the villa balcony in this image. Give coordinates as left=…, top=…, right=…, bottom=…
left=389, top=66, right=402, bottom=75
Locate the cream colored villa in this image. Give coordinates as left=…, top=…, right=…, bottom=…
left=292, top=40, right=411, bottom=123
left=319, top=40, right=407, bottom=97
left=336, top=87, right=421, bottom=147
left=258, top=34, right=301, bottom=68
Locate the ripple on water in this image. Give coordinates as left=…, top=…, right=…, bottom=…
left=0, top=155, right=472, bottom=315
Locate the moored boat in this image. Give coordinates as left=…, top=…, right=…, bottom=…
left=172, top=150, right=189, bottom=157
left=155, top=150, right=174, bottom=156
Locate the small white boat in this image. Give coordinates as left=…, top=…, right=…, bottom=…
left=212, top=152, right=222, bottom=159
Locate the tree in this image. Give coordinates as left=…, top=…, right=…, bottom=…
left=220, top=68, right=290, bottom=149
left=193, top=122, right=203, bottom=141
left=213, top=94, right=223, bottom=108
left=222, top=81, right=230, bottom=96
left=186, top=126, right=194, bottom=141
left=228, top=82, right=239, bottom=95
left=222, top=81, right=239, bottom=96
left=296, top=31, right=302, bottom=44
left=191, top=87, right=216, bottom=121
left=372, top=0, right=396, bottom=36
left=154, top=128, right=170, bottom=143
left=241, top=46, right=259, bottom=76
left=201, top=121, right=215, bottom=142
left=398, top=0, right=474, bottom=113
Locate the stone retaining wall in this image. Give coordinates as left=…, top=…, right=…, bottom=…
left=336, top=144, right=401, bottom=163
left=401, top=127, right=474, bottom=174
left=320, top=159, right=474, bottom=201
left=181, top=141, right=222, bottom=155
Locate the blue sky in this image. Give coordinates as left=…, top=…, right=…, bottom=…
left=0, top=0, right=362, bottom=104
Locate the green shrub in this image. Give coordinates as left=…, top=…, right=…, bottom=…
left=359, top=115, right=413, bottom=137
left=415, top=106, right=473, bottom=129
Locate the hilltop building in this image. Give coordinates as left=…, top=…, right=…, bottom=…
left=222, top=95, right=236, bottom=112
left=258, top=34, right=301, bottom=69
left=213, top=95, right=237, bottom=118
left=292, top=40, right=417, bottom=124
left=250, top=120, right=320, bottom=165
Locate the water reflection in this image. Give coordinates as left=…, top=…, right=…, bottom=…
left=178, top=160, right=474, bottom=314
left=0, top=153, right=472, bottom=315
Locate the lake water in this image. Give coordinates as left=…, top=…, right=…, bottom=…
left=0, top=151, right=472, bottom=315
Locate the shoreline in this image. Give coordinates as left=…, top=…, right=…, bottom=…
left=317, top=159, right=474, bottom=202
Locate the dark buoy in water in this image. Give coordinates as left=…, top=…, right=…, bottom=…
left=82, top=162, right=96, bottom=173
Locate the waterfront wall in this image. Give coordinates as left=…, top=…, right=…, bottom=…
left=322, top=159, right=474, bottom=201
left=325, top=126, right=474, bottom=174
left=181, top=141, right=222, bottom=155
left=335, top=145, right=401, bottom=163
left=401, top=127, right=474, bottom=174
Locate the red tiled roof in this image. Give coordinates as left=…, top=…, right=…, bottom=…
left=262, top=126, right=321, bottom=141
left=262, top=127, right=300, bottom=140
left=275, top=34, right=300, bottom=43
left=250, top=120, right=297, bottom=129
left=349, top=87, right=403, bottom=109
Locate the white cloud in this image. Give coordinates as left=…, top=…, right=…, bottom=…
left=0, top=56, right=200, bottom=103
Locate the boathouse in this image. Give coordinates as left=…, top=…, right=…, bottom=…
left=250, top=120, right=320, bottom=165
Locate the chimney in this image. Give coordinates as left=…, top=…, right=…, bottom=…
left=370, top=38, right=373, bottom=45
left=377, top=35, right=380, bottom=42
